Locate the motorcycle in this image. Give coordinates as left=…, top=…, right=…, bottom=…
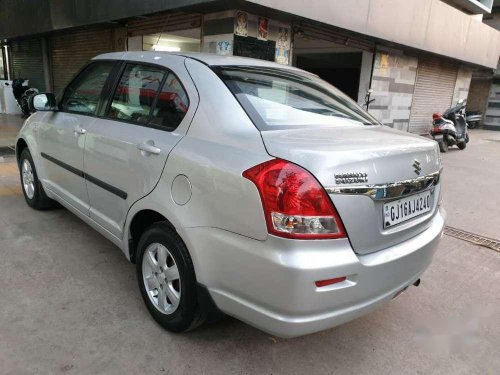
left=12, top=79, right=39, bottom=117
left=430, top=99, right=469, bottom=153
left=466, top=111, right=482, bottom=129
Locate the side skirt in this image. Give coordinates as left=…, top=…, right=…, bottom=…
left=45, top=186, right=127, bottom=255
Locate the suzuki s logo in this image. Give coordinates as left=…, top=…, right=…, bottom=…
left=413, top=160, right=421, bottom=175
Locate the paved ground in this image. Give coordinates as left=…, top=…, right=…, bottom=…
left=440, top=129, right=500, bottom=239
left=0, top=124, right=499, bottom=374
left=0, top=113, right=24, bottom=148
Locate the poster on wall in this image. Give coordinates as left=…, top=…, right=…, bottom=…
left=216, top=40, right=232, bottom=56
left=257, top=17, right=269, bottom=40
left=275, top=27, right=290, bottom=65
left=235, top=11, right=248, bottom=37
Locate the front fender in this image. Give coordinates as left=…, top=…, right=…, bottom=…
left=15, top=113, right=45, bottom=172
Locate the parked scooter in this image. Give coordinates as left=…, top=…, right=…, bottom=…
left=466, top=111, right=482, bottom=129
left=430, top=99, right=469, bottom=153
left=12, top=79, right=39, bottom=117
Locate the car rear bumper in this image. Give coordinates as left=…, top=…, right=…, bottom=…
left=182, top=207, right=445, bottom=338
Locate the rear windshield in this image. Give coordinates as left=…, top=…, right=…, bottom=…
left=213, top=66, right=379, bottom=130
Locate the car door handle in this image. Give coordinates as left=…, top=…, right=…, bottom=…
left=137, top=142, right=161, bottom=155
left=73, top=126, right=86, bottom=135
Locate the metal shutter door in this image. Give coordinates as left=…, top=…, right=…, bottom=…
left=50, top=27, right=114, bottom=94
left=11, top=38, right=46, bottom=91
left=409, top=57, right=458, bottom=134
left=127, top=12, right=201, bottom=37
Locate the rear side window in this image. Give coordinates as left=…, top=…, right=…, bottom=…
left=61, top=62, right=114, bottom=115
left=214, top=66, right=379, bottom=130
left=108, top=63, right=165, bottom=123
left=149, top=72, right=189, bottom=131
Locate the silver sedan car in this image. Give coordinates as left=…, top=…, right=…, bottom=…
left=16, top=52, right=445, bottom=338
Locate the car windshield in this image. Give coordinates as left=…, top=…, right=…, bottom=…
left=214, top=66, right=379, bottom=130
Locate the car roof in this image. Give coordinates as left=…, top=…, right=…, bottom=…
left=93, top=51, right=303, bottom=72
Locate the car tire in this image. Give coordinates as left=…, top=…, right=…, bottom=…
left=439, top=141, right=448, bottom=153
left=458, top=141, right=466, bottom=150
left=136, top=222, right=203, bottom=333
left=19, top=148, right=56, bottom=210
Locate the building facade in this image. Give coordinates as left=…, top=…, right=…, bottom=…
left=476, top=0, right=500, bottom=130
left=1, top=0, right=499, bottom=132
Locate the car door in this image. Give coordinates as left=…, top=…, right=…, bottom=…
left=83, top=57, right=198, bottom=239
left=37, top=61, right=116, bottom=213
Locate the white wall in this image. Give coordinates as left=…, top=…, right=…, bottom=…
left=246, top=0, right=500, bottom=68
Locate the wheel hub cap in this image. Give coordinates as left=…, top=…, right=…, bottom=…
left=142, top=243, right=181, bottom=315
left=21, top=159, right=35, bottom=199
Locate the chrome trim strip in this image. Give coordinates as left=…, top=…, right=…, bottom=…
left=325, top=171, right=440, bottom=201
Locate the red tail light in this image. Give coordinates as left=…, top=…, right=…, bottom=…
left=243, top=159, right=346, bottom=239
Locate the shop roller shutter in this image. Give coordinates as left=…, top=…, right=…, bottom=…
left=127, top=12, right=201, bottom=37
left=11, top=38, right=46, bottom=91
left=409, top=57, right=458, bottom=134
left=50, top=27, right=114, bottom=94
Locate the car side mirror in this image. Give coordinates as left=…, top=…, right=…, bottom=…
left=29, top=93, right=57, bottom=112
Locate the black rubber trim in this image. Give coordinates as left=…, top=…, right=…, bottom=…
left=40, top=152, right=127, bottom=200
left=41, top=152, right=84, bottom=178
left=85, top=173, right=128, bottom=200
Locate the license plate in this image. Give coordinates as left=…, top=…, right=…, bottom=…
left=434, top=134, right=443, bottom=141
left=383, top=191, right=432, bottom=228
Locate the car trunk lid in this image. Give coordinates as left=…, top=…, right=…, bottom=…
left=260, top=125, right=441, bottom=255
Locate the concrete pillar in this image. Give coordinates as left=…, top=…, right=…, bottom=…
left=112, top=27, right=127, bottom=51
left=484, top=78, right=500, bottom=130
left=368, top=51, right=418, bottom=132
left=5, top=45, right=12, bottom=80
left=41, top=37, right=52, bottom=92
left=357, top=51, right=373, bottom=106
left=452, top=65, right=472, bottom=106
left=127, top=36, right=143, bottom=51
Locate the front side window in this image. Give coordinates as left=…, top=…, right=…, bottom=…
left=215, top=66, right=379, bottom=130
left=61, top=62, right=114, bottom=115
left=149, top=72, right=189, bottom=130
left=108, top=63, right=165, bottom=123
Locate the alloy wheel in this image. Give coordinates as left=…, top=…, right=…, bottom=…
left=142, top=243, right=181, bottom=315
left=21, top=159, right=35, bottom=199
